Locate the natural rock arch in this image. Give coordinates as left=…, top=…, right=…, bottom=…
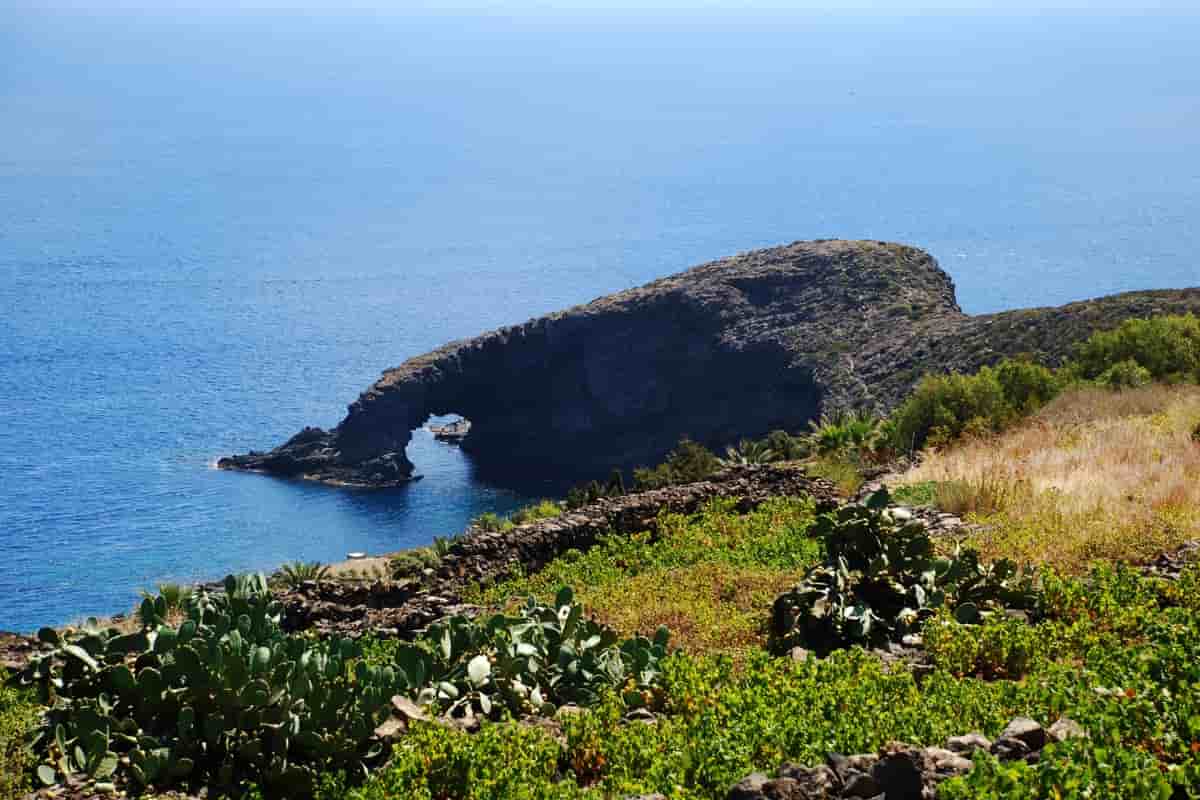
left=220, top=239, right=1200, bottom=488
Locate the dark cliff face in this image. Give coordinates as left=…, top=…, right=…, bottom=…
left=218, top=239, right=1200, bottom=487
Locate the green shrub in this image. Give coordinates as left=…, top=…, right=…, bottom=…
left=1096, top=358, right=1152, bottom=390
left=633, top=438, right=719, bottom=490
left=897, top=369, right=1008, bottom=450
left=443, top=500, right=566, bottom=549
left=892, top=481, right=938, bottom=507
left=940, top=744, right=1199, bottom=800
left=0, top=683, right=37, bottom=800
left=890, top=358, right=1067, bottom=452
left=806, top=409, right=883, bottom=458
left=799, top=409, right=888, bottom=487
left=565, top=470, right=626, bottom=510
left=1153, top=564, right=1200, bottom=614
left=344, top=721, right=564, bottom=800
left=807, top=412, right=853, bottom=454
left=508, top=500, right=563, bottom=526
left=922, top=611, right=1047, bottom=679
left=390, top=547, right=440, bottom=579
left=890, top=366, right=1014, bottom=451
left=472, top=512, right=512, bottom=533
left=1072, top=314, right=1200, bottom=382
left=994, top=358, right=1060, bottom=413
left=431, top=535, right=457, bottom=559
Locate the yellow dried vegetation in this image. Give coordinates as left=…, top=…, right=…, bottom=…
left=895, top=384, right=1200, bottom=572
left=582, top=562, right=794, bottom=659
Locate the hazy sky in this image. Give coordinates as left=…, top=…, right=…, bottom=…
left=11, top=0, right=1200, bottom=15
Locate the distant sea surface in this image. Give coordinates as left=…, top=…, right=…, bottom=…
left=2, top=5, right=1198, bottom=631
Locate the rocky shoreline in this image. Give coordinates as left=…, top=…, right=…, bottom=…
left=216, top=426, right=418, bottom=489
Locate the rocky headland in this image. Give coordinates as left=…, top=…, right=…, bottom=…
left=219, top=239, right=1200, bottom=487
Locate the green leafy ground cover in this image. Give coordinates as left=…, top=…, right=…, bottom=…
left=10, top=466, right=1200, bottom=799
left=10, top=315, right=1200, bottom=798
left=378, top=497, right=1199, bottom=799
left=469, top=497, right=820, bottom=657
left=345, top=562, right=1200, bottom=798
left=0, top=683, right=37, bottom=800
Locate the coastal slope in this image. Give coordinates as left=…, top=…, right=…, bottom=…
left=219, top=240, right=1200, bottom=486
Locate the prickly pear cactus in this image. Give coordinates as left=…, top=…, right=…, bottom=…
left=11, top=577, right=672, bottom=798
left=13, top=574, right=401, bottom=797
left=391, top=586, right=671, bottom=722
left=772, top=489, right=1038, bottom=654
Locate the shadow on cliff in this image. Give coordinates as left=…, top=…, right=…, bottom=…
left=221, top=239, right=1200, bottom=491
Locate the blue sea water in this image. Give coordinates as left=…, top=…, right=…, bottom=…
left=2, top=4, right=1199, bottom=631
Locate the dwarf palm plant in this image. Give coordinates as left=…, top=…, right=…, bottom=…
left=273, top=561, right=331, bottom=590
left=718, top=439, right=778, bottom=466
left=807, top=409, right=883, bottom=456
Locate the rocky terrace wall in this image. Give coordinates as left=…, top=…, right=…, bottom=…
left=278, top=464, right=840, bottom=638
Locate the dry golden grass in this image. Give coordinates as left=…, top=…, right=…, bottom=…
left=806, top=455, right=865, bottom=496
left=1036, top=383, right=1200, bottom=426
left=894, top=385, right=1200, bottom=571
left=63, top=607, right=184, bottom=635
left=579, top=562, right=795, bottom=658
left=326, top=557, right=391, bottom=581
left=62, top=614, right=141, bottom=635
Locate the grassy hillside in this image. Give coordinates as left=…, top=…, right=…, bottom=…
left=8, top=315, right=1200, bottom=800
left=468, top=497, right=820, bottom=659
left=896, top=385, right=1200, bottom=570
left=342, top=565, right=1200, bottom=799
left=333, top=384, right=1200, bottom=799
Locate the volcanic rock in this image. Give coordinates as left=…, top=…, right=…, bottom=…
left=221, top=239, right=1200, bottom=488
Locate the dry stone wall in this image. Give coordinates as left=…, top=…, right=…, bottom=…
left=278, top=464, right=839, bottom=638
left=728, top=716, right=1087, bottom=800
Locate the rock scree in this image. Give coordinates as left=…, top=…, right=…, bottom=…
left=219, top=239, right=1200, bottom=488
left=728, top=715, right=1087, bottom=800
